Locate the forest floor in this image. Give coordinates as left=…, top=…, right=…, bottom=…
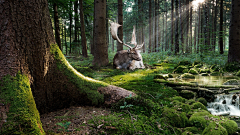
left=40, top=53, right=240, bottom=135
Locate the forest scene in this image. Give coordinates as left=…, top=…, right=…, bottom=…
left=1, top=0, right=240, bottom=134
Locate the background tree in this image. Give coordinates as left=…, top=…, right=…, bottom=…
left=117, top=0, right=123, bottom=51
left=79, top=0, right=88, bottom=57
left=93, top=0, right=109, bottom=66
left=228, top=0, right=240, bottom=63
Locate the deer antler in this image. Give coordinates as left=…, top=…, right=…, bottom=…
left=110, top=21, right=133, bottom=49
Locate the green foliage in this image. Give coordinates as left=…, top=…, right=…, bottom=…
left=191, top=102, right=207, bottom=110
left=0, top=72, right=44, bottom=134
left=202, top=121, right=227, bottom=135
left=197, top=98, right=208, bottom=106
left=56, top=121, right=71, bottom=132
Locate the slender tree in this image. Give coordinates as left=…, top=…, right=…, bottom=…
left=228, top=0, right=240, bottom=63
left=149, top=0, right=152, bottom=53
left=117, top=0, right=123, bottom=51
left=175, top=0, right=179, bottom=54
left=171, top=0, right=174, bottom=51
left=79, top=0, right=88, bottom=57
left=219, top=0, right=224, bottom=54
left=53, top=3, right=62, bottom=51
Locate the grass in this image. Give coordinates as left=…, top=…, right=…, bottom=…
left=63, top=51, right=239, bottom=134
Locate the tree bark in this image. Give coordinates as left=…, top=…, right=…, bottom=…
left=69, top=1, right=73, bottom=54
left=228, top=0, right=240, bottom=63
left=219, top=0, right=224, bottom=54
left=0, top=0, right=133, bottom=133
left=53, top=3, right=62, bottom=51
left=175, top=0, right=179, bottom=54
left=79, top=0, right=88, bottom=57
left=117, top=0, right=123, bottom=51
left=171, top=0, right=174, bottom=51
left=149, top=0, right=152, bottom=53
left=93, top=0, right=109, bottom=66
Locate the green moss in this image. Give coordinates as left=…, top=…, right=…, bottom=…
left=173, top=65, right=189, bottom=73
left=180, top=73, right=195, bottom=79
left=186, top=99, right=196, bottom=105
left=197, top=98, right=208, bottom=106
left=172, top=101, right=191, bottom=113
left=188, top=68, right=199, bottom=75
left=191, top=102, right=207, bottom=110
left=236, top=70, right=240, bottom=76
left=220, top=119, right=238, bottom=135
left=184, top=127, right=201, bottom=134
left=50, top=44, right=108, bottom=105
left=189, top=113, right=208, bottom=130
left=0, top=72, right=44, bottom=134
left=172, top=96, right=186, bottom=103
left=202, top=121, right=227, bottom=135
left=199, top=68, right=210, bottom=73
left=179, top=90, right=196, bottom=100
left=181, top=130, right=193, bottom=135
left=162, top=107, right=189, bottom=128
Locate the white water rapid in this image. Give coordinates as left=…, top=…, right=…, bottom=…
left=207, top=94, right=240, bottom=116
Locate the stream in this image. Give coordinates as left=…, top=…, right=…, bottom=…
left=173, top=73, right=240, bottom=116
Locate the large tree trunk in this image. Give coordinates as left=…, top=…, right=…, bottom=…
left=0, top=0, right=133, bottom=133
left=93, top=0, right=109, bottom=66
left=171, top=0, right=174, bottom=51
left=228, top=0, right=240, bottom=63
left=79, top=0, right=88, bottom=57
left=53, top=3, right=62, bottom=51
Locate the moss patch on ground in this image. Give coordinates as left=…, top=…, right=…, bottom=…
left=0, top=72, right=44, bottom=134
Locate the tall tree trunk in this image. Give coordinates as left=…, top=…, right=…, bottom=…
left=154, top=0, right=158, bottom=52
left=74, top=0, right=80, bottom=54
left=117, top=0, right=123, bottom=51
left=69, top=1, right=73, bottom=54
left=53, top=3, right=62, bottom=51
left=204, top=0, right=209, bottom=52
left=219, top=0, right=224, bottom=54
left=79, top=0, right=88, bottom=57
left=65, top=20, right=68, bottom=55
left=228, top=0, right=240, bottom=63
left=179, top=0, right=182, bottom=52
left=0, top=0, right=134, bottom=133
left=149, top=0, right=152, bottom=53
left=185, top=0, right=190, bottom=53
left=171, top=0, right=174, bottom=51
left=138, top=0, right=144, bottom=52
left=175, top=0, right=179, bottom=54
left=93, top=0, right=109, bottom=66
left=197, top=5, right=201, bottom=53
left=189, top=0, right=192, bottom=53
left=165, top=1, right=168, bottom=51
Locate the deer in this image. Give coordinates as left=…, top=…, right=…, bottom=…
left=110, top=21, right=145, bottom=70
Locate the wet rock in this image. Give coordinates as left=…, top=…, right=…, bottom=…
left=210, top=72, right=221, bottom=76
left=188, top=68, right=199, bottom=75
left=223, top=79, right=240, bottom=85
left=173, top=65, right=188, bottom=73
left=201, top=73, right=209, bottom=76
left=210, top=64, right=221, bottom=72
left=199, top=68, right=210, bottom=73
left=222, top=100, right=226, bottom=104
left=180, top=73, right=195, bottom=79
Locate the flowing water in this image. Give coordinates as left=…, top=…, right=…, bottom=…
left=207, top=94, right=240, bottom=116
left=173, top=74, right=240, bottom=116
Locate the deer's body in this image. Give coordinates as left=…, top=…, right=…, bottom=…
left=113, top=50, right=142, bottom=69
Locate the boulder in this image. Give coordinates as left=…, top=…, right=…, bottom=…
left=173, top=65, right=189, bottom=73
left=188, top=68, right=199, bottom=75
left=179, top=90, right=196, bottom=100
left=223, top=79, right=240, bottom=85
left=180, top=73, right=195, bottom=79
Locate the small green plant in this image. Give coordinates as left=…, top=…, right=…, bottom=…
left=56, top=121, right=71, bottom=132
left=120, top=94, right=134, bottom=109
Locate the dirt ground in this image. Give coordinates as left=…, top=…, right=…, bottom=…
left=40, top=106, right=111, bottom=135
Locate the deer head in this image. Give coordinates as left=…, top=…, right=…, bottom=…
left=110, top=21, right=144, bottom=51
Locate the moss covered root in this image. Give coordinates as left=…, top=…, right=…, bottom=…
left=0, top=73, right=44, bottom=134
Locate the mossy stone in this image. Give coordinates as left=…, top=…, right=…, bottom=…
left=210, top=72, right=221, bottom=76
left=184, top=127, right=201, bottom=134
left=188, top=68, right=199, bottom=75
left=202, top=122, right=227, bottom=135
left=181, top=131, right=193, bottom=135
left=183, top=69, right=189, bottom=73
left=180, top=73, right=195, bottom=79
left=201, top=73, right=209, bottom=76
left=192, top=61, right=202, bottom=67
left=236, top=70, right=240, bottom=76
left=172, top=100, right=191, bottom=113
left=172, top=96, right=186, bottom=103
left=186, top=99, right=196, bottom=105
left=223, top=79, right=240, bottom=85
left=179, top=90, right=196, bottom=100
left=199, top=68, right=210, bottom=73
left=189, top=111, right=211, bottom=130
left=220, top=119, right=238, bottom=135
left=173, top=65, right=189, bottom=73
left=210, top=64, right=221, bottom=72
left=162, top=107, right=189, bottom=128
left=154, top=74, right=172, bottom=80
left=191, top=102, right=207, bottom=110
left=197, top=98, right=208, bottom=106
left=194, top=63, right=203, bottom=68
left=178, top=61, right=192, bottom=66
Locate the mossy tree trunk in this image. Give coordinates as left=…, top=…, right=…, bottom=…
left=0, top=0, right=134, bottom=134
